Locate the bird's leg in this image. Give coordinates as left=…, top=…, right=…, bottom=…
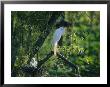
left=54, top=43, right=57, bottom=56
left=54, top=45, right=57, bottom=56
left=56, top=47, right=59, bottom=54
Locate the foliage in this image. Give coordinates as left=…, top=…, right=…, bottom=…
left=11, top=11, right=100, bottom=77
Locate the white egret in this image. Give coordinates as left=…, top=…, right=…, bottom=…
left=30, top=57, right=38, bottom=68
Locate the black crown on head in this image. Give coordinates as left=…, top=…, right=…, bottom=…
left=56, top=20, right=72, bottom=28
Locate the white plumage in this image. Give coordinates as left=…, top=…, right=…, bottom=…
left=52, top=27, right=65, bottom=56
left=30, top=58, right=38, bottom=68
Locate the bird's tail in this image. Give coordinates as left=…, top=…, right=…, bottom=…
left=54, top=43, right=57, bottom=56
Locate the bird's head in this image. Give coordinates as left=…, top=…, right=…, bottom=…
left=56, top=20, right=72, bottom=28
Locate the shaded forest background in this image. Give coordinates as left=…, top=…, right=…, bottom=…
left=11, top=11, right=100, bottom=77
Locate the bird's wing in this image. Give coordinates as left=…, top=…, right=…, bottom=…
left=53, top=27, right=64, bottom=44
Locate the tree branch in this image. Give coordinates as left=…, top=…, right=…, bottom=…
left=27, top=12, right=64, bottom=64
left=57, top=52, right=80, bottom=76
left=37, top=51, right=54, bottom=69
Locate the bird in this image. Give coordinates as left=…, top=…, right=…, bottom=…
left=52, top=20, right=72, bottom=56
left=30, top=57, right=38, bottom=68
left=52, top=27, right=65, bottom=56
